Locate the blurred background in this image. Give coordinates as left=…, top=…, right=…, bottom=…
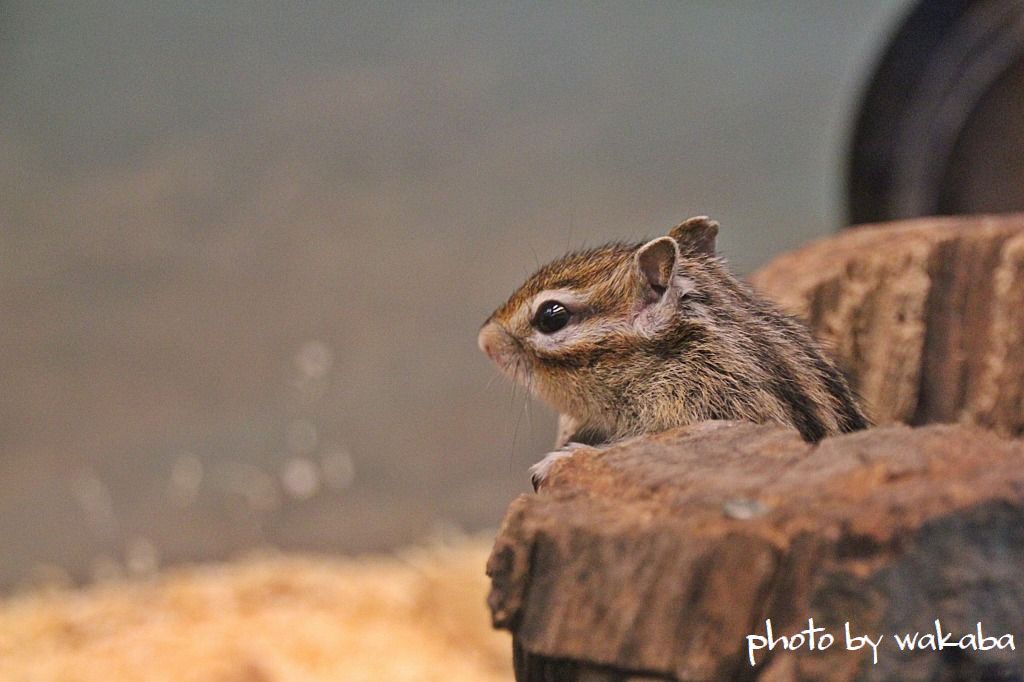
left=5, top=0, right=1024, bottom=592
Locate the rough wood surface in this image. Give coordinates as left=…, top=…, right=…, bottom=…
left=489, top=422, right=1024, bottom=681
left=750, top=213, right=1024, bottom=435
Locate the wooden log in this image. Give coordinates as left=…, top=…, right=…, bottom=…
left=749, top=213, right=1024, bottom=435
left=488, top=422, right=1024, bottom=681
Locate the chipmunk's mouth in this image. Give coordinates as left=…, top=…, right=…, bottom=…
left=478, top=322, right=529, bottom=382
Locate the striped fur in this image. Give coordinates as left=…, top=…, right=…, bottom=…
left=480, top=218, right=869, bottom=445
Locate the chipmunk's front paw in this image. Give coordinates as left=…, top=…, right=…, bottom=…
left=529, top=442, right=589, bottom=492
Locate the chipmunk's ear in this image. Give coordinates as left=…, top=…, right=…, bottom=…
left=634, top=236, right=689, bottom=332
left=636, top=236, right=680, bottom=297
left=668, top=216, right=719, bottom=256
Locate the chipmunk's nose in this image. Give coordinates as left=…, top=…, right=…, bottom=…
left=477, top=322, right=508, bottom=364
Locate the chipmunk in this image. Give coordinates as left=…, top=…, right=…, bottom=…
left=478, top=216, right=868, bottom=489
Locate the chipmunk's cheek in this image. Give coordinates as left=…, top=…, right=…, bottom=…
left=527, top=368, right=561, bottom=404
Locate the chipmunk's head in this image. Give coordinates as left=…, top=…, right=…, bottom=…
left=478, top=216, right=720, bottom=422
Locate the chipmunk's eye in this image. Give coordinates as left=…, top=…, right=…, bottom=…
left=533, top=300, right=571, bottom=334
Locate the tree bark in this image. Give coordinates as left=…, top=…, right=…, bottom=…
left=489, top=422, right=1024, bottom=681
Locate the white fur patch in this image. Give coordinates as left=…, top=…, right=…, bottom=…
left=528, top=289, right=584, bottom=319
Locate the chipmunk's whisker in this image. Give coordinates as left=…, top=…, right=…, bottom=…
left=484, top=372, right=501, bottom=392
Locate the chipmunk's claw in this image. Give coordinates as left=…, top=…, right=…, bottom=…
left=529, top=443, right=588, bottom=492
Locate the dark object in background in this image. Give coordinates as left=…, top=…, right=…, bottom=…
left=849, top=0, right=1024, bottom=223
